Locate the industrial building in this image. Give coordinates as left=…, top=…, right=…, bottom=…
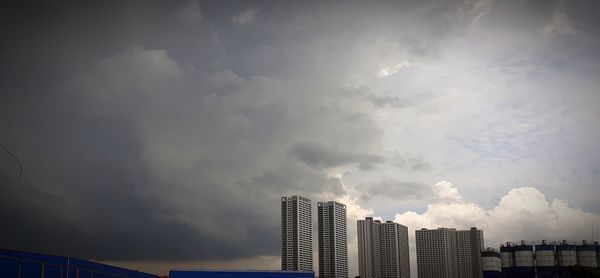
left=169, top=269, right=314, bottom=278
left=499, top=240, right=599, bottom=278
left=415, top=227, right=484, bottom=278
left=281, top=196, right=313, bottom=272
left=357, top=217, right=410, bottom=278
left=317, top=201, right=348, bottom=278
left=0, top=248, right=157, bottom=278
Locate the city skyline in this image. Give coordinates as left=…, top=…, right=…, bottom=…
left=2, top=0, right=600, bottom=277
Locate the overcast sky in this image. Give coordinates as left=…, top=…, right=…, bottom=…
left=1, top=0, right=600, bottom=277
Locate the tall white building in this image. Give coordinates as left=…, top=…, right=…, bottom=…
left=281, top=196, right=313, bottom=271
left=455, top=228, right=484, bottom=278
left=379, top=221, right=411, bottom=278
left=358, top=217, right=381, bottom=278
left=416, top=227, right=484, bottom=278
left=318, top=201, right=348, bottom=278
left=416, top=228, right=458, bottom=278
left=357, top=217, right=410, bottom=278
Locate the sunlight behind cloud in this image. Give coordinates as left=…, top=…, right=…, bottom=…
left=377, top=61, right=411, bottom=78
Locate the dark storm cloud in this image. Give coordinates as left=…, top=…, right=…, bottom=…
left=2, top=0, right=600, bottom=271
left=0, top=0, right=383, bottom=262
left=290, top=142, right=384, bottom=170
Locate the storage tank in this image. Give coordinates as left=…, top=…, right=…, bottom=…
left=535, top=240, right=556, bottom=278
left=557, top=240, right=576, bottom=277
left=500, top=243, right=514, bottom=278
left=481, top=249, right=501, bottom=278
left=576, top=240, right=598, bottom=267
left=513, top=241, right=534, bottom=278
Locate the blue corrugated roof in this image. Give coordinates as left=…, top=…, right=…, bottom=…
left=170, top=269, right=314, bottom=278
left=0, top=249, right=157, bottom=278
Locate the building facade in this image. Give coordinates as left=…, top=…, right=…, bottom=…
left=379, top=221, right=411, bottom=278
left=357, top=217, right=410, bottom=278
left=281, top=196, right=313, bottom=272
left=456, top=228, right=484, bottom=278
left=317, top=201, right=348, bottom=278
left=416, top=227, right=485, bottom=278
left=416, top=228, right=458, bottom=278
left=358, top=217, right=380, bottom=278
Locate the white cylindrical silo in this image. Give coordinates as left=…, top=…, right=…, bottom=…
left=500, top=244, right=514, bottom=278
left=513, top=242, right=534, bottom=278
left=535, top=241, right=556, bottom=278
left=576, top=241, right=598, bottom=268
left=557, top=240, right=577, bottom=277
left=482, top=249, right=501, bottom=278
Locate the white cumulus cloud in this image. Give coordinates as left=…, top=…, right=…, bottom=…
left=394, top=181, right=600, bottom=276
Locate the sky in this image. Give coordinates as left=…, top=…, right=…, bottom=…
left=1, top=0, right=600, bottom=277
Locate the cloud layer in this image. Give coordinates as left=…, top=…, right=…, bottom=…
left=1, top=0, right=600, bottom=277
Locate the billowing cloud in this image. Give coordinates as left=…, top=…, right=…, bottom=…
left=395, top=181, right=600, bottom=275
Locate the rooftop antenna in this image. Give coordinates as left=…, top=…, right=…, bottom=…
left=0, top=143, right=23, bottom=178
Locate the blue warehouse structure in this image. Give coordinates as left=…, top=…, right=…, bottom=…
left=0, top=249, right=157, bottom=278
left=170, top=269, right=314, bottom=278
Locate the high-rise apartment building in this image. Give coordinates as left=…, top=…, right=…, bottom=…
left=317, top=201, right=348, bottom=278
left=281, top=196, right=313, bottom=271
left=357, top=217, right=410, bottom=278
left=379, top=221, right=411, bottom=278
left=456, top=228, right=484, bottom=278
left=416, top=228, right=458, bottom=278
left=358, top=217, right=380, bottom=278
left=416, top=227, right=485, bottom=278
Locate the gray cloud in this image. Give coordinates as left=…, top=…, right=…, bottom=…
left=0, top=1, right=383, bottom=264
left=231, top=8, right=259, bottom=26
left=365, top=180, right=433, bottom=202
left=1, top=1, right=600, bottom=276
left=173, top=0, right=203, bottom=24
left=291, top=142, right=384, bottom=170
left=393, top=152, right=432, bottom=171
